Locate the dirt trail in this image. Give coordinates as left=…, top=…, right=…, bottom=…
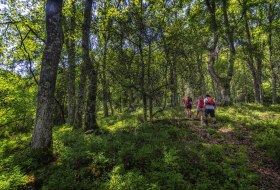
left=184, top=119, right=280, bottom=190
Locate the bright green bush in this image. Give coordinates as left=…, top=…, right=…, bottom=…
left=0, top=69, right=35, bottom=134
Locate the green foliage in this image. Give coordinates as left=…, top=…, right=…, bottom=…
left=26, top=108, right=258, bottom=189
left=3, top=103, right=279, bottom=189
left=257, top=128, right=280, bottom=165
left=218, top=104, right=280, bottom=166
left=0, top=133, right=34, bottom=190
left=0, top=69, right=35, bottom=133
left=0, top=69, right=36, bottom=189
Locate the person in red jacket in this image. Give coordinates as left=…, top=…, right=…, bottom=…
left=184, top=96, right=193, bottom=119
left=196, top=96, right=205, bottom=125
left=204, top=94, right=216, bottom=126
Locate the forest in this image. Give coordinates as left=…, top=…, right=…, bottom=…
left=0, top=0, right=280, bottom=189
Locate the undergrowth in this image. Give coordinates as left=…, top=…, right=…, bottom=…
left=1, top=104, right=279, bottom=189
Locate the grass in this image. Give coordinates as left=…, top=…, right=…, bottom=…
left=0, top=104, right=279, bottom=189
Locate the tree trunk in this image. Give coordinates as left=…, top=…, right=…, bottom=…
left=108, top=90, right=114, bottom=115
left=170, top=61, right=178, bottom=107
left=162, top=34, right=178, bottom=107
left=197, top=53, right=206, bottom=95
left=244, top=11, right=261, bottom=103
left=269, top=39, right=277, bottom=104
left=211, top=78, right=217, bottom=100
left=102, top=37, right=109, bottom=117
left=149, top=96, right=153, bottom=122
left=65, top=2, right=76, bottom=125
left=53, top=87, right=66, bottom=125
left=232, top=79, right=237, bottom=103
left=85, top=65, right=98, bottom=131
left=222, top=0, right=235, bottom=105
left=205, top=0, right=235, bottom=105
left=268, top=2, right=277, bottom=104
left=220, top=79, right=231, bottom=103
left=140, top=46, right=147, bottom=122
left=147, top=41, right=153, bottom=122
left=73, top=0, right=94, bottom=129
left=31, top=0, right=64, bottom=152
left=101, top=4, right=113, bottom=117
left=128, top=89, right=134, bottom=111
left=79, top=0, right=98, bottom=131
left=206, top=0, right=220, bottom=91
left=256, top=56, right=263, bottom=104
left=139, top=0, right=147, bottom=122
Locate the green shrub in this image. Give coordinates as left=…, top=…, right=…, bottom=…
left=257, top=128, right=280, bottom=165
left=1, top=106, right=267, bottom=189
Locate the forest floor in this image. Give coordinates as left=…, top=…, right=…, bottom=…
left=184, top=117, right=280, bottom=190
left=1, top=104, right=280, bottom=189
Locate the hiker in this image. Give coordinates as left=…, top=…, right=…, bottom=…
left=204, top=94, right=216, bottom=126
left=196, top=96, right=204, bottom=125
left=184, top=96, right=193, bottom=119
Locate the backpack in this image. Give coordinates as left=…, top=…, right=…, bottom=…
left=185, top=98, right=192, bottom=106
left=198, top=99, right=204, bottom=108
left=207, top=97, right=215, bottom=105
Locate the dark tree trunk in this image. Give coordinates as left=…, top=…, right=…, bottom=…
left=108, top=90, right=114, bottom=115
left=149, top=96, right=153, bottom=122
left=139, top=0, right=147, bottom=122
left=73, top=60, right=87, bottom=129
left=53, top=86, right=66, bottom=125
left=101, top=5, right=113, bottom=117
left=80, top=0, right=98, bottom=131
left=268, top=34, right=277, bottom=104
left=73, top=0, right=93, bottom=129
left=247, top=58, right=261, bottom=103
left=147, top=41, right=153, bottom=122
left=128, top=89, right=134, bottom=111
left=140, top=45, right=147, bottom=122
left=65, top=2, right=76, bottom=125
left=102, top=37, right=109, bottom=117
left=256, top=56, right=263, bottom=103
left=118, top=28, right=134, bottom=112
left=31, top=0, right=64, bottom=152
left=85, top=65, right=98, bottom=131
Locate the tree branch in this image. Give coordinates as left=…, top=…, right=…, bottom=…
left=15, top=24, right=39, bottom=85
left=0, top=21, right=20, bottom=25
left=25, top=24, right=46, bottom=44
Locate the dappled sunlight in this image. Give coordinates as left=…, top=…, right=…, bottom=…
left=253, top=112, right=280, bottom=120
left=1, top=105, right=280, bottom=189
left=105, top=120, right=128, bottom=132
left=202, top=143, right=213, bottom=147
left=27, top=175, right=36, bottom=186
left=56, top=125, right=72, bottom=133
left=219, top=127, right=234, bottom=133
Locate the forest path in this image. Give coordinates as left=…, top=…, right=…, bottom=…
left=179, top=117, right=280, bottom=190
left=216, top=126, right=280, bottom=190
